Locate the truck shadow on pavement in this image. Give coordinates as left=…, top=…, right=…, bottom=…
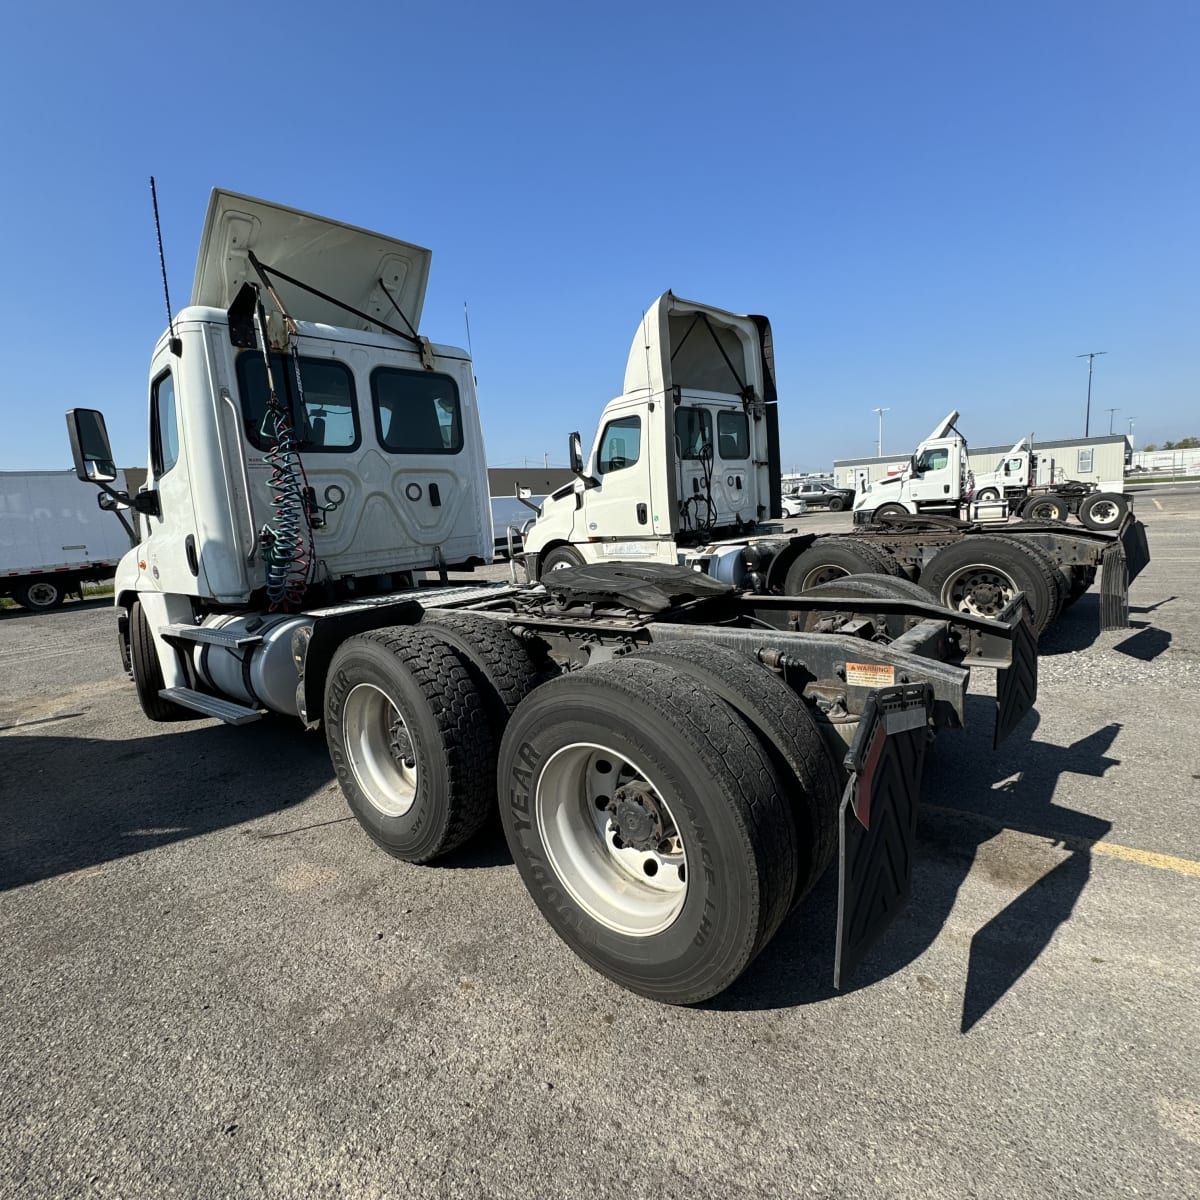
left=714, top=703, right=1118, bottom=1031
left=0, top=720, right=334, bottom=891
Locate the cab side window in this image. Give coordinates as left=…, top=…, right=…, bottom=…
left=598, top=415, right=641, bottom=473
left=917, top=447, right=949, bottom=472
left=151, top=371, right=179, bottom=476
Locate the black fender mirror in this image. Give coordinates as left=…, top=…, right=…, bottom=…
left=568, top=431, right=584, bottom=476
left=66, top=408, right=118, bottom=484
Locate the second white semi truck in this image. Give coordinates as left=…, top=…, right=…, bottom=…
left=515, top=302, right=1148, bottom=639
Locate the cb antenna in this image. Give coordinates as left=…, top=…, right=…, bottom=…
left=150, top=177, right=181, bottom=357
left=464, top=301, right=477, bottom=386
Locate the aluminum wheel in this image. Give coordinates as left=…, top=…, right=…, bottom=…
left=341, top=683, right=418, bottom=817
left=1085, top=499, right=1120, bottom=527
left=800, top=564, right=850, bottom=589
left=535, top=742, right=687, bottom=936
left=941, top=563, right=1017, bottom=620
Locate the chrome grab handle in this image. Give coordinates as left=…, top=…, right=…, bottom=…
left=219, top=388, right=258, bottom=561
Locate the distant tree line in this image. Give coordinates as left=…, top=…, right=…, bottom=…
left=1141, top=437, right=1199, bottom=451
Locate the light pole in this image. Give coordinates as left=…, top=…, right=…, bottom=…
left=1105, top=407, right=1119, bottom=435
left=872, top=407, right=890, bottom=457
left=1076, top=351, right=1107, bottom=437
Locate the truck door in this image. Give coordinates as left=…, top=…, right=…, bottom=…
left=580, top=404, right=654, bottom=541
left=711, top=408, right=755, bottom=527
left=141, top=364, right=206, bottom=595
left=906, top=439, right=957, bottom=504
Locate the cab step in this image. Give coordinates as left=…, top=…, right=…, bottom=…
left=159, top=687, right=262, bottom=725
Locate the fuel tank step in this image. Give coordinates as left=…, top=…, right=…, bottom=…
left=159, top=687, right=262, bottom=725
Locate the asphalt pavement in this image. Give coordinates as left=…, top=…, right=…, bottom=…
left=1, top=495, right=1198, bottom=1199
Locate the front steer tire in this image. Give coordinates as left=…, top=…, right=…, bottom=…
left=324, top=626, right=494, bottom=863
left=129, top=601, right=192, bottom=722
left=497, top=657, right=797, bottom=1005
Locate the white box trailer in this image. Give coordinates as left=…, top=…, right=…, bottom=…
left=0, top=470, right=133, bottom=611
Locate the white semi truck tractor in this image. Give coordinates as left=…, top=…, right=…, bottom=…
left=69, top=190, right=1052, bottom=1005
left=515, top=307, right=1149, bottom=639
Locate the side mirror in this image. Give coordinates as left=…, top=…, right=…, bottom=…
left=568, top=431, right=584, bottom=476
left=66, top=409, right=118, bottom=484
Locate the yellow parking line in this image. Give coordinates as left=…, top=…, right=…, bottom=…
left=1089, top=841, right=1200, bottom=877
left=924, top=805, right=1200, bottom=878
left=1153, top=498, right=1164, bottom=509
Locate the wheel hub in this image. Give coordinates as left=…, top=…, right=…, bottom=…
left=389, top=720, right=415, bottom=769
left=607, top=782, right=664, bottom=851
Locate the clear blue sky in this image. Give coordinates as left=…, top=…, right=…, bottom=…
left=1, top=1, right=1195, bottom=473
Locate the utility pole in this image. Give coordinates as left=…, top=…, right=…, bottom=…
left=1106, top=407, right=1119, bottom=435
left=872, top=407, right=890, bottom=457
left=1076, top=351, right=1107, bottom=437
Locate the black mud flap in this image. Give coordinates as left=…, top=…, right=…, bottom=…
left=834, top=683, right=932, bottom=988
left=994, top=607, right=1037, bottom=748
left=1121, top=517, right=1151, bottom=583
left=1099, top=541, right=1130, bottom=631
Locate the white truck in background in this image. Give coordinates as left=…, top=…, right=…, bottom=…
left=515, top=316, right=1148, bottom=638
left=852, top=412, right=1131, bottom=531
left=0, top=469, right=134, bottom=611
left=971, top=436, right=1126, bottom=521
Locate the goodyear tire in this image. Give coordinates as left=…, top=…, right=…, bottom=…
left=418, top=608, right=544, bottom=739
left=498, top=657, right=797, bottom=1004
left=1019, top=495, right=1068, bottom=522
left=629, top=640, right=841, bottom=904
left=921, top=535, right=1062, bottom=636
left=1078, top=492, right=1128, bottom=531
left=325, top=626, right=494, bottom=863
left=129, top=601, right=192, bottom=722
left=784, top=537, right=897, bottom=593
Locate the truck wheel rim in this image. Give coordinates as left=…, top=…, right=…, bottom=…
left=535, top=742, right=688, bottom=937
left=941, top=564, right=1016, bottom=619
left=26, top=581, right=58, bottom=607
left=801, top=564, right=849, bottom=589
left=978, top=489, right=999, bottom=502
left=1088, top=500, right=1120, bottom=525
left=342, top=683, right=418, bottom=817
left=1029, top=501, right=1059, bottom=519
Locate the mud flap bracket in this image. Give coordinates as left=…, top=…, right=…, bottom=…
left=834, top=683, right=932, bottom=989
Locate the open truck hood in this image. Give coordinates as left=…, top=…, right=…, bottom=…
left=191, top=190, right=432, bottom=331
left=623, top=292, right=774, bottom=400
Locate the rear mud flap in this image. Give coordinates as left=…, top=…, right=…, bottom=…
left=1121, top=518, right=1151, bottom=583
left=1099, top=542, right=1130, bottom=631
left=994, top=608, right=1037, bottom=748
left=834, top=683, right=932, bottom=988
left=1099, top=518, right=1151, bottom=631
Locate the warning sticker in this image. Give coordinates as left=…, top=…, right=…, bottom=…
left=845, top=662, right=896, bottom=688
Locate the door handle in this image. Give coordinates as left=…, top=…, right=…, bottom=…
left=636, top=503, right=648, bottom=525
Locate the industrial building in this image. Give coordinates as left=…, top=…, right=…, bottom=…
left=833, top=433, right=1131, bottom=491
